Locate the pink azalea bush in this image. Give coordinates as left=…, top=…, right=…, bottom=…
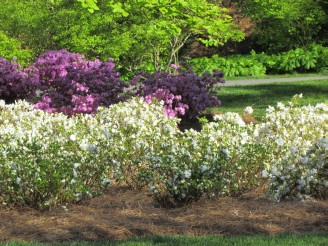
left=33, top=49, right=129, bottom=116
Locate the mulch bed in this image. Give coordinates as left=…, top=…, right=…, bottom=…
left=0, top=186, right=327, bottom=243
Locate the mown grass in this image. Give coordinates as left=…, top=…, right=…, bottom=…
left=208, top=79, right=328, bottom=120
left=225, top=72, right=328, bottom=80
left=2, top=233, right=327, bottom=246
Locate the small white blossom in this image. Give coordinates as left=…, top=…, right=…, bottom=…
left=201, top=165, right=210, bottom=173
left=221, top=148, right=230, bottom=158
left=244, top=106, right=253, bottom=115
left=183, top=169, right=192, bottom=179
left=87, top=144, right=97, bottom=152
left=69, top=134, right=77, bottom=141
left=73, top=163, right=81, bottom=169
left=275, top=138, right=285, bottom=146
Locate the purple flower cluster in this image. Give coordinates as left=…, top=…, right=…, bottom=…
left=0, top=58, right=39, bottom=104
left=137, top=69, right=225, bottom=118
left=33, top=50, right=128, bottom=115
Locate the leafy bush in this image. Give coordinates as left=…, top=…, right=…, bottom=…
left=252, top=44, right=328, bottom=74
left=135, top=69, right=224, bottom=118
left=190, top=44, right=328, bottom=77
left=33, top=49, right=129, bottom=115
left=0, top=31, right=33, bottom=67
left=190, top=54, right=266, bottom=77
left=0, top=100, right=112, bottom=209
left=263, top=138, right=327, bottom=201
left=0, top=57, right=39, bottom=104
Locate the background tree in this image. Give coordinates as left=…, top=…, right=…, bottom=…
left=232, top=0, right=327, bottom=53
left=0, top=0, right=244, bottom=75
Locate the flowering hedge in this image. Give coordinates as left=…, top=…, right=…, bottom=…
left=0, top=95, right=326, bottom=209
left=1, top=50, right=224, bottom=119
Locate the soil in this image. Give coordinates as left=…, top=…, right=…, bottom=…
left=0, top=186, right=327, bottom=243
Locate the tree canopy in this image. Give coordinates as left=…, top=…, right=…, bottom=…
left=0, top=0, right=244, bottom=74
left=0, top=0, right=326, bottom=72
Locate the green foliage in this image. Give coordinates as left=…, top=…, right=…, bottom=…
left=0, top=32, right=33, bottom=66
left=76, top=0, right=99, bottom=13
left=234, top=0, right=327, bottom=53
left=251, top=44, right=328, bottom=74
left=0, top=0, right=244, bottom=77
left=190, top=45, right=328, bottom=77
left=0, top=0, right=56, bottom=56
left=190, top=54, right=266, bottom=77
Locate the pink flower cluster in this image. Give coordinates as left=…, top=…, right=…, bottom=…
left=32, top=50, right=128, bottom=115
left=144, top=88, right=189, bottom=117
left=136, top=69, right=224, bottom=118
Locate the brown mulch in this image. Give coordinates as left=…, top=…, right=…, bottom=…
left=0, top=186, right=327, bottom=243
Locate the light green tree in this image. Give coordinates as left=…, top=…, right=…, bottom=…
left=0, top=0, right=244, bottom=74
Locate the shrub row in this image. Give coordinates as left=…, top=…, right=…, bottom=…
left=0, top=96, right=326, bottom=209
left=190, top=44, right=328, bottom=77
left=0, top=50, right=223, bottom=119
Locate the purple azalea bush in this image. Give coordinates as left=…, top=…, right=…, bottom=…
left=33, top=50, right=129, bottom=115
left=136, top=69, right=225, bottom=118
left=0, top=57, right=39, bottom=104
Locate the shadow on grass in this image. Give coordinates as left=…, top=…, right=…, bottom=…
left=212, top=80, right=328, bottom=118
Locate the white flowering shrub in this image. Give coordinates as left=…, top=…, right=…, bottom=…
left=257, top=96, right=328, bottom=201
left=197, top=113, right=267, bottom=195
left=147, top=112, right=267, bottom=206
left=263, top=138, right=327, bottom=201
left=96, top=97, right=180, bottom=188
left=0, top=100, right=111, bottom=209
left=145, top=129, right=219, bottom=206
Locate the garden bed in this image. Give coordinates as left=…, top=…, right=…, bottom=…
left=0, top=185, right=327, bottom=243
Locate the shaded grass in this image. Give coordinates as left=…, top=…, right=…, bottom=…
left=2, top=233, right=327, bottom=246
left=209, top=80, right=328, bottom=120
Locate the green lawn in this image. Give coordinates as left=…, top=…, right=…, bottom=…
left=2, top=233, right=327, bottom=246
left=208, top=79, right=328, bottom=120
left=225, top=72, right=328, bottom=80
